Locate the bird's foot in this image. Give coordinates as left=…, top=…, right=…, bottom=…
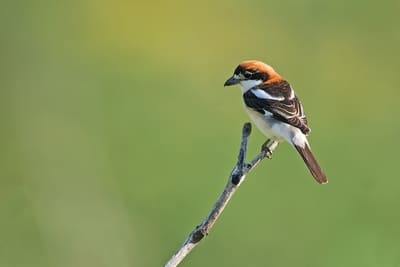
left=261, top=139, right=273, bottom=159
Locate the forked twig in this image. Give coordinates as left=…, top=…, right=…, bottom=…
left=164, top=123, right=279, bottom=267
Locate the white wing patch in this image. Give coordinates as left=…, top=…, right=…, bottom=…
left=252, top=89, right=285, bottom=101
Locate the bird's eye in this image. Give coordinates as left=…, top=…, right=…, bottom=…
left=243, top=71, right=253, bottom=78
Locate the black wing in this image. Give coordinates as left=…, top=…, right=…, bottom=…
left=243, top=81, right=310, bottom=135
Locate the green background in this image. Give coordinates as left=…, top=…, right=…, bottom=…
left=1, top=0, right=400, bottom=266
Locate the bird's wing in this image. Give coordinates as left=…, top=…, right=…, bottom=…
left=243, top=81, right=310, bottom=135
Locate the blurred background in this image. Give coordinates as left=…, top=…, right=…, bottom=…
left=1, top=0, right=400, bottom=266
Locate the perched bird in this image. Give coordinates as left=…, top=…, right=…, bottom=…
left=224, top=60, right=328, bottom=184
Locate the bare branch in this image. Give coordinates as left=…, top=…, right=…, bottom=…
left=164, top=123, right=279, bottom=267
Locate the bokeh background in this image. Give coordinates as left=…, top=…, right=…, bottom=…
left=1, top=0, right=400, bottom=266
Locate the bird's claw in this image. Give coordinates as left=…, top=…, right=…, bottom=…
left=261, top=140, right=273, bottom=159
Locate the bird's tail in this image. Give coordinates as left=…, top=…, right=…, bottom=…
left=294, top=143, right=328, bottom=184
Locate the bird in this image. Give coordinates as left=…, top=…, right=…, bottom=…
left=224, top=60, right=328, bottom=184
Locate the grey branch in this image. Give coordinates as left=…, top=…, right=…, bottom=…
left=164, top=123, right=279, bottom=267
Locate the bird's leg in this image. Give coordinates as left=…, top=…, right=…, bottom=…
left=261, top=139, right=274, bottom=159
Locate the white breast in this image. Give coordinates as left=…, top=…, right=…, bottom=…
left=244, top=107, right=283, bottom=141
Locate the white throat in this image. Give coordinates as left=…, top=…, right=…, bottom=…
left=239, top=80, right=262, bottom=93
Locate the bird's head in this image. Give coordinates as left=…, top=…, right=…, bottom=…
left=224, top=60, right=282, bottom=91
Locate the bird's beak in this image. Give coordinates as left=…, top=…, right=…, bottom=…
left=224, top=75, right=240, bottom=86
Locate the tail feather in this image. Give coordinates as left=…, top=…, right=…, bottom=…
left=294, top=144, right=328, bottom=184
